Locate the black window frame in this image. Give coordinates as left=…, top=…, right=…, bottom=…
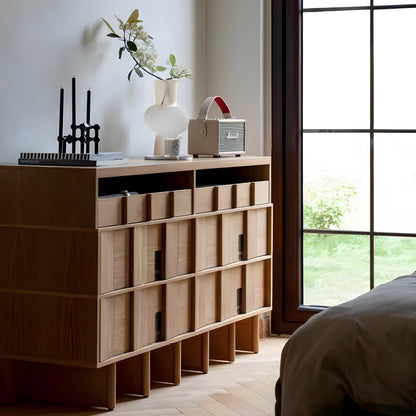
left=271, top=0, right=416, bottom=333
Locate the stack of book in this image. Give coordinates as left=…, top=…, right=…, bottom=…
left=18, top=152, right=128, bottom=166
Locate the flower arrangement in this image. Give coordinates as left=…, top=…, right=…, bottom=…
left=102, top=9, right=192, bottom=81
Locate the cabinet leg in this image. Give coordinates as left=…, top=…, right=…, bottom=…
left=0, top=360, right=117, bottom=410
left=0, top=359, right=21, bottom=404
left=151, top=342, right=181, bottom=385
left=182, top=332, right=209, bottom=373
left=117, top=352, right=150, bottom=397
left=236, top=315, right=259, bottom=353
left=209, top=323, right=236, bottom=362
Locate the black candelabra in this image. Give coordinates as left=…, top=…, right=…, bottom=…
left=57, top=77, right=101, bottom=154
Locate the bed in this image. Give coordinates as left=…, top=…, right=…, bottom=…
left=275, top=273, right=416, bottom=416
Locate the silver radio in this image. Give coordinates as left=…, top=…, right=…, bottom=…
left=188, top=96, right=245, bottom=157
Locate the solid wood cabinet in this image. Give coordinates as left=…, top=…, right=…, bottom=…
left=0, top=156, right=272, bottom=409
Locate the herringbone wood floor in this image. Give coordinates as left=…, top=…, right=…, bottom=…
left=0, top=336, right=288, bottom=416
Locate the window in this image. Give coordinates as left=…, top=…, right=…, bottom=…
left=271, top=0, right=416, bottom=332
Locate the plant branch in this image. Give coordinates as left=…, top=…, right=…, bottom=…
left=123, top=38, right=163, bottom=80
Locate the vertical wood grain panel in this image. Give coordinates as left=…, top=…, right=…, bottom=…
left=0, top=293, right=97, bottom=365
left=100, top=229, right=130, bottom=294
left=133, top=286, right=164, bottom=349
left=195, top=273, right=218, bottom=329
left=195, top=216, right=219, bottom=272
left=165, top=280, right=193, bottom=339
left=246, top=208, right=269, bottom=259
left=220, top=267, right=243, bottom=321
left=221, top=212, right=244, bottom=265
left=165, top=220, right=193, bottom=278
left=100, top=294, right=131, bottom=362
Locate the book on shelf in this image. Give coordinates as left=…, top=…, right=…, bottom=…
left=18, top=152, right=128, bottom=166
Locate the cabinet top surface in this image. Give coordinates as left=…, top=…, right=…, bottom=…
left=1, top=156, right=271, bottom=178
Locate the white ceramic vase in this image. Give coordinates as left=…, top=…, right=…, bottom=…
left=144, top=79, right=188, bottom=155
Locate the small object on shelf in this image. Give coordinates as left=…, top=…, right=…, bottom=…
left=18, top=152, right=128, bottom=166
left=144, top=154, right=192, bottom=161
left=57, top=77, right=101, bottom=155
left=188, top=96, right=245, bottom=157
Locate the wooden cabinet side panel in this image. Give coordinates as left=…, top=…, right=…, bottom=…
left=0, top=293, right=98, bottom=365
left=0, top=227, right=98, bottom=296
left=0, top=166, right=97, bottom=228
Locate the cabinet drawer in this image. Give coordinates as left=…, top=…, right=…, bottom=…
left=246, top=207, right=270, bottom=259
left=165, top=220, right=193, bottom=279
left=100, top=229, right=130, bottom=294
left=234, top=182, right=251, bottom=208
left=165, top=279, right=193, bottom=339
left=252, top=181, right=269, bottom=205
left=148, top=191, right=171, bottom=220
left=195, top=215, right=219, bottom=272
left=195, top=273, right=218, bottom=329
left=100, top=293, right=131, bottom=362
left=195, top=187, right=215, bottom=213
left=216, top=184, right=233, bottom=211
left=171, top=189, right=192, bottom=217
left=125, top=194, right=147, bottom=224
left=221, top=212, right=245, bottom=265
left=245, top=261, right=271, bottom=312
left=219, top=266, right=243, bottom=321
left=97, top=196, right=123, bottom=227
left=133, top=224, right=164, bottom=285
left=133, top=286, right=164, bottom=349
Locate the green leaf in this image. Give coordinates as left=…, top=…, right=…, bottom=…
left=107, top=33, right=120, bottom=38
left=115, top=15, right=124, bottom=26
left=102, top=18, right=116, bottom=34
left=129, top=19, right=143, bottom=25
left=135, top=67, right=144, bottom=78
left=127, top=68, right=134, bottom=81
left=118, top=47, right=125, bottom=59
left=156, top=66, right=167, bottom=72
left=126, top=41, right=137, bottom=51
left=148, top=35, right=153, bottom=40
left=169, top=54, right=176, bottom=66
left=127, top=9, right=139, bottom=23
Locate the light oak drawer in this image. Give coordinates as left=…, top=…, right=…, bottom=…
left=195, top=186, right=215, bottom=213
left=125, top=194, right=147, bottom=224
left=252, top=181, right=269, bottom=205
left=234, top=182, right=251, bottom=208
left=97, top=196, right=123, bottom=227
left=171, top=189, right=192, bottom=217
left=148, top=191, right=171, bottom=220
left=215, top=184, right=233, bottom=211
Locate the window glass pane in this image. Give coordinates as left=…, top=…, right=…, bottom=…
left=303, top=233, right=370, bottom=307
left=374, top=9, right=416, bottom=128
left=303, top=133, right=370, bottom=231
left=303, top=0, right=369, bottom=8
left=374, top=236, right=416, bottom=287
left=374, top=134, right=416, bottom=233
left=303, top=11, right=370, bottom=129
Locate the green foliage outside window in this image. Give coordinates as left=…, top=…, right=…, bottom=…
left=303, top=175, right=357, bottom=230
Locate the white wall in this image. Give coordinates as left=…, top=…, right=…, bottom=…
left=205, top=0, right=270, bottom=156
left=0, top=0, right=268, bottom=163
